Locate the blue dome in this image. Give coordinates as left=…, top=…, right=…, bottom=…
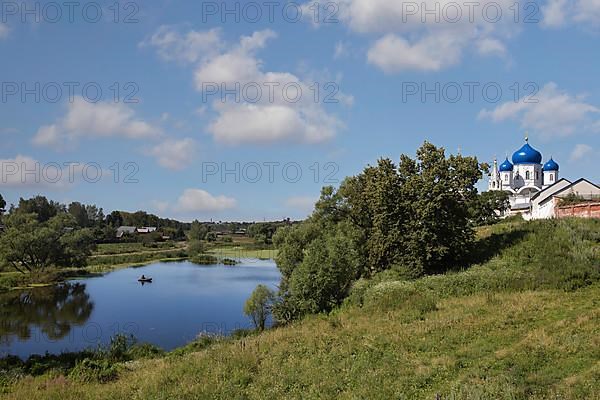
left=543, top=158, right=559, bottom=171
left=499, top=158, right=514, bottom=172
left=512, top=142, right=542, bottom=165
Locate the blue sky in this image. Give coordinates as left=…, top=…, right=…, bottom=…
left=0, top=0, right=599, bottom=221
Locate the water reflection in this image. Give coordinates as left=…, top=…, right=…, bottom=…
left=0, top=283, right=94, bottom=345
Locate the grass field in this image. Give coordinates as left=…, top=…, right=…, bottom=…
left=2, top=218, right=599, bottom=399
left=208, top=246, right=278, bottom=260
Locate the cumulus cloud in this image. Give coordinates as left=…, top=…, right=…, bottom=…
left=367, top=33, right=466, bottom=73
left=328, top=0, right=519, bottom=72
left=478, top=82, right=600, bottom=138
left=208, top=103, right=340, bottom=145
left=0, top=23, right=9, bottom=39
left=33, top=97, right=161, bottom=148
left=570, top=144, right=595, bottom=161
left=145, top=138, right=197, bottom=170
left=175, top=189, right=237, bottom=212
left=542, top=0, right=600, bottom=27
left=144, top=27, right=347, bottom=145
left=139, top=25, right=222, bottom=64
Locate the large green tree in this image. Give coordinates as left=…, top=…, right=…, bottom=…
left=273, top=142, right=486, bottom=321
left=0, top=212, right=95, bottom=273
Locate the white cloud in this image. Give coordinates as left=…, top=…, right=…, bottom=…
left=570, top=144, right=594, bottom=161
left=208, top=103, right=340, bottom=145
left=542, top=0, right=600, bottom=27
left=148, top=27, right=347, bottom=145
left=476, top=38, right=507, bottom=57
left=193, top=29, right=277, bottom=88
left=329, top=0, right=519, bottom=72
left=140, top=25, right=222, bottom=64
left=175, top=189, right=236, bottom=212
left=542, top=0, right=569, bottom=27
left=0, top=24, right=9, bottom=39
left=479, top=82, right=600, bottom=138
left=146, top=138, right=197, bottom=170
left=367, top=33, right=466, bottom=73
left=33, top=97, right=161, bottom=148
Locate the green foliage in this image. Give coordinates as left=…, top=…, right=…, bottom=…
left=469, top=190, right=511, bottom=226
left=557, top=192, right=599, bottom=206
left=0, top=213, right=96, bottom=273
left=67, top=202, right=104, bottom=228
left=189, top=254, right=219, bottom=265
left=187, top=221, right=209, bottom=241
left=187, top=239, right=205, bottom=256
left=347, top=218, right=600, bottom=310
left=274, top=142, right=485, bottom=320
left=15, top=196, right=64, bottom=222
left=244, top=284, right=275, bottom=331
left=206, top=232, right=218, bottom=242
left=1, top=334, right=163, bottom=386
left=248, top=222, right=280, bottom=244
left=68, top=359, right=119, bottom=383
left=276, top=223, right=361, bottom=321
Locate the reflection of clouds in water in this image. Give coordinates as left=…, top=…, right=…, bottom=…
left=0, top=283, right=94, bottom=346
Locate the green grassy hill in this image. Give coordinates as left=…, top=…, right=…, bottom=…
left=3, top=218, right=599, bottom=399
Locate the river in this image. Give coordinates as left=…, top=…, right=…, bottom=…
left=0, top=259, right=280, bottom=359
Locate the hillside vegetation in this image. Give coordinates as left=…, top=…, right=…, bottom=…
left=3, top=218, right=599, bottom=400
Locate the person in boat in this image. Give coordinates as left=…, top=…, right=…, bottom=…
left=140, top=274, right=146, bottom=280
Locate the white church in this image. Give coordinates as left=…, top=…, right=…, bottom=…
left=488, top=137, right=600, bottom=220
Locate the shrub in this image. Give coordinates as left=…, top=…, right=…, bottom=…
left=244, top=284, right=275, bottom=331
left=68, top=359, right=119, bottom=383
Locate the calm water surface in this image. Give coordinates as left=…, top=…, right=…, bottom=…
left=0, top=259, right=280, bottom=359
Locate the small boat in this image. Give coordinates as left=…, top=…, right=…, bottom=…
left=138, top=276, right=153, bottom=283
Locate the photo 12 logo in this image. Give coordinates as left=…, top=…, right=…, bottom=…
left=0, top=161, right=140, bottom=185
left=1, top=81, right=140, bottom=104
left=387, top=1, right=541, bottom=24
left=401, top=81, right=540, bottom=104
left=199, top=1, right=339, bottom=24
left=201, top=161, right=340, bottom=184
left=200, top=81, right=341, bottom=104
left=1, top=1, right=140, bottom=24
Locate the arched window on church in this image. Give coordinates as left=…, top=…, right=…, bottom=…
left=526, top=171, right=530, bottom=180
left=536, top=171, right=539, bottom=180
left=550, top=174, right=554, bottom=182
left=504, top=174, right=508, bottom=182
